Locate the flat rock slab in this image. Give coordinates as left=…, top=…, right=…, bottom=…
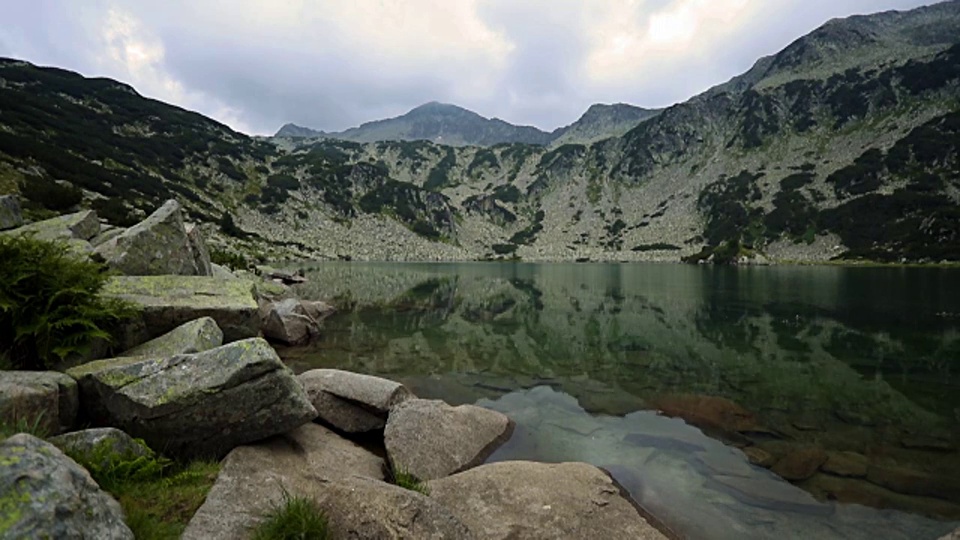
left=385, top=398, right=514, bottom=481
left=66, top=338, right=316, bottom=459
left=429, top=461, right=668, bottom=540
left=94, top=199, right=211, bottom=276
left=103, top=275, right=259, bottom=344
left=121, top=316, right=223, bottom=358
left=0, top=370, right=78, bottom=434
left=183, top=422, right=384, bottom=540
left=0, top=434, right=133, bottom=539
left=299, top=369, right=412, bottom=433
left=4, top=209, right=100, bottom=241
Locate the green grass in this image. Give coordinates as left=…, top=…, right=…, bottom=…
left=252, top=492, right=330, bottom=540
left=390, top=467, right=429, bottom=496
left=0, top=410, right=50, bottom=440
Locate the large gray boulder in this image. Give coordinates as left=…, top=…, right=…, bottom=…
left=183, top=422, right=384, bottom=540
left=316, top=476, right=473, bottom=539
left=185, top=223, right=213, bottom=277
left=385, top=398, right=514, bottom=481
left=260, top=298, right=319, bottom=345
left=299, top=369, right=412, bottom=433
left=65, top=338, right=317, bottom=458
left=0, top=434, right=133, bottom=539
left=94, top=199, right=212, bottom=276
left=49, top=427, right=152, bottom=469
left=121, top=317, right=223, bottom=358
left=429, top=461, right=667, bottom=540
left=0, top=371, right=78, bottom=435
left=103, top=275, right=259, bottom=345
left=0, top=194, right=23, bottom=230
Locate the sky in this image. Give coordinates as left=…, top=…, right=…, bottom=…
left=0, top=0, right=938, bottom=136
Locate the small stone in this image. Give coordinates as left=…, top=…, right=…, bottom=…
left=49, top=427, right=152, bottom=468
left=821, top=451, right=868, bottom=478
left=743, top=446, right=776, bottom=468
left=0, top=194, right=24, bottom=230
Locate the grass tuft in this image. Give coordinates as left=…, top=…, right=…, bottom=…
left=390, top=467, right=429, bottom=496
left=252, top=491, right=330, bottom=540
left=0, top=410, right=50, bottom=440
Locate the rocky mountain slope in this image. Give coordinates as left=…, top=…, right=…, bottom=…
left=1, top=0, right=959, bottom=264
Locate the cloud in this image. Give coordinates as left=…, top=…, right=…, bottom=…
left=0, top=0, right=939, bottom=135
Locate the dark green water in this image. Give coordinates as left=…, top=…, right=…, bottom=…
left=280, top=262, right=960, bottom=539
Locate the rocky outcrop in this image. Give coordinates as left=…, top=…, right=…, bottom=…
left=0, top=371, right=78, bottom=434
left=298, top=369, right=412, bottom=433
left=93, top=200, right=212, bottom=276
left=385, top=398, right=513, bottom=480
left=183, top=422, right=384, bottom=540
left=0, top=434, right=133, bottom=539
left=121, top=317, right=223, bottom=358
left=428, top=461, right=667, bottom=539
left=65, top=338, right=316, bottom=458
left=0, top=194, right=23, bottom=230
left=103, top=276, right=259, bottom=345
left=49, top=427, right=151, bottom=468
left=317, top=475, right=473, bottom=539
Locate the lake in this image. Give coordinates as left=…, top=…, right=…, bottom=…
left=278, top=262, right=960, bottom=539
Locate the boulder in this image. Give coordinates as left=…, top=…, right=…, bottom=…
left=93, top=199, right=212, bottom=276
left=260, top=298, right=320, bottom=345
left=385, top=398, right=514, bottom=481
left=317, top=476, right=473, bottom=539
left=121, top=317, right=223, bottom=358
left=183, top=422, right=384, bottom=540
left=65, top=338, right=317, bottom=458
left=210, top=263, right=236, bottom=280
left=771, top=446, right=828, bottom=481
left=298, top=369, right=413, bottom=433
left=428, top=461, right=667, bottom=540
left=103, top=275, right=259, bottom=345
left=0, top=371, right=78, bottom=434
left=743, top=446, right=776, bottom=468
left=3, top=209, right=100, bottom=253
left=821, top=451, right=868, bottom=478
left=649, top=394, right=764, bottom=440
left=185, top=223, right=213, bottom=277
left=0, top=434, right=133, bottom=539
left=49, top=427, right=152, bottom=469
left=0, top=194, right=23, bottom=230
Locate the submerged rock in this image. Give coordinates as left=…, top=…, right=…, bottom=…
left=385, top=398, right=514, bottom=481
left=120, top=316, right=223, bottom=358
left=94, top=199, right=211, bottom=276
left=103, top=275, right=259, bottom=344
left=0, top=371, right=78, bottom=435
left=0, top=434, right=133, bottom=539
left=299, top=369, right=412, bottom=433
left=66, top=338, right=317, bottom=458
left=428, top=461, right=667, bottom=539
left=821, top=451, right=868, bottom=478
left=183, top=422, right=384, bottom=540
left=772, top=447, right=828, bottom=481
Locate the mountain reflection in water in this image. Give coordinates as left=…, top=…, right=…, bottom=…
left=278, top=262, right=960, bottom=539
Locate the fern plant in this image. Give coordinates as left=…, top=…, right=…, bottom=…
left=0, top=235, right=137, bottom=370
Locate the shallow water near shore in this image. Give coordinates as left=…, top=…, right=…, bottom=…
left=278, top=261, right=960, bottom=539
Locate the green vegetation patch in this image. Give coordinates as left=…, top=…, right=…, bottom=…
left=0, top=235, right=138, bottom=370
left=390, top=467, right=430, bottom=496
left=252, top=492, right=330, bottom=540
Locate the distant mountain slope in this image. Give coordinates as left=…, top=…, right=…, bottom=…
left=276, top=102, right=555, bottom=147
left=549, top=103, right=660, bottom=147
left=1, top=0, right=959, bottom=264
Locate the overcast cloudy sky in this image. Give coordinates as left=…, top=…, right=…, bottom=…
left=1, top=0, right=937, bottom=135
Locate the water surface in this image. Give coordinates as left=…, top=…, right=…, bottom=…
left=280, top=262, right=960, bottom=539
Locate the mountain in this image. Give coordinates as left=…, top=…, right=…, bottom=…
left=549, top=104, right=660, bottom=147
left=275, top=102, right=555, bottom=147
left=1, top=0, right=959, bottom=265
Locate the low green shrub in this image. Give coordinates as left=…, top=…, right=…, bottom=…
left=0, top=235, right=138, bottom=370
left=390, top=467, right=429, bottom=496
left=252, top=491, right=330, bottom=540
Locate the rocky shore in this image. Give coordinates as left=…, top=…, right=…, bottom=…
left=0, top=199, right=669, bottom=539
